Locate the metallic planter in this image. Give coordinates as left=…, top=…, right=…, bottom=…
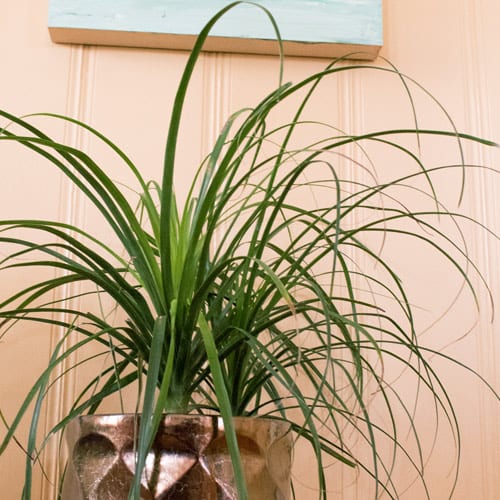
left=61, top=414, right=292, bottom=499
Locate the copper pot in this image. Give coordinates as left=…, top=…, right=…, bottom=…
left=61, top=414, right=292, bottom=499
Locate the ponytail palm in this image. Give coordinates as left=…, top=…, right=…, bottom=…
left=0, top=2, right=498, bottom=499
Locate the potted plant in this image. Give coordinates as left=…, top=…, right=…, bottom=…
left=0, top=2, right=498, bottom=499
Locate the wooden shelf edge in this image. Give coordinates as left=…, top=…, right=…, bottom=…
left=48, top=27, right=381, bottom=61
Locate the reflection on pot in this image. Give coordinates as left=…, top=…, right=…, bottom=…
left=61, top=414, right=292, bottom=499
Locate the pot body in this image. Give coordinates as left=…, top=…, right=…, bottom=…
left=61, top=414, right=292, bottom=500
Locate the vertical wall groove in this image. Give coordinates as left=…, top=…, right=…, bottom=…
left=335, top=63, right=367, bottom=500
left=39, top=43, right=96, bottom=500
left=460, top=0, right=499, bottom=497
left=201, top=51, right=232, bottom=251
left=201, top=52, right=232, bottom=157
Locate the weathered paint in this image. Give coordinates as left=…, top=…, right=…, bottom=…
left=48, top=0, right=382, bottom=49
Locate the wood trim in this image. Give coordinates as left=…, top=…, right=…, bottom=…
left=48, top=27, right=381, bottom=61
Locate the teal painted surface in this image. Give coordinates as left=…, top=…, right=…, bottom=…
left=48, top=0, right=382, bottom=46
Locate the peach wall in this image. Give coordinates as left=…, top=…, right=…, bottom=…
left=0, top=0, right=499, bottom=498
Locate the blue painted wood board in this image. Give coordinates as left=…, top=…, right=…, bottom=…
left=48, top=0, right=382, bottom=59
